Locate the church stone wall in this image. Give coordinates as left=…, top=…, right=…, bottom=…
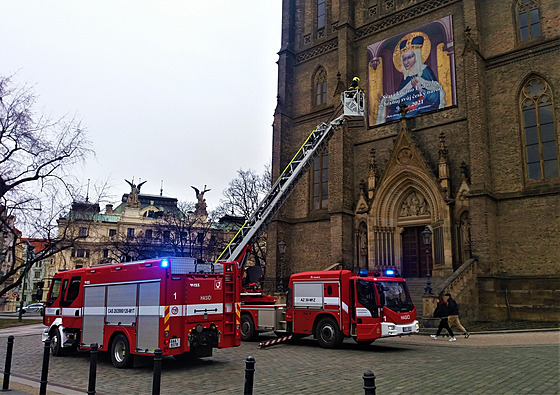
left=272, top=0, right=559, bottom=322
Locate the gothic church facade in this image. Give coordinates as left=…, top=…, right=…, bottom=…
left=269, top=0, right=559, bottom=321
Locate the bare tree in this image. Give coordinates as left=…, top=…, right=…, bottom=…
left=219, top=167, right=270, bottom=219
left=151, top=201, right=197, bottom=258
left=0, top=75, right=92, bottom=298
left=218, top=165, right=272, bottom=271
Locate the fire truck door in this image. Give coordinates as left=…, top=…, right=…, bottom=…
left=354, top=279, right=379, bottom=322
left=82, top=285, right=105, bottom=347
left=137, top=281, right=160, bottom=352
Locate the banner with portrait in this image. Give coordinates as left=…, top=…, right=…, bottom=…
left=367, top=16, right=456, bottom=126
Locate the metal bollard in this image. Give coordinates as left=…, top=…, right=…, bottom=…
left=363, top=370, right=376, bottom=395
left=152, top=348, right=162, bottom=395
left=87, top=343, right=98, bottom=395
left=244, top=356, right=256, bottom=395
left=2, top=335, right=14, bottom=391
left=39, top=339, right=51, bottom=395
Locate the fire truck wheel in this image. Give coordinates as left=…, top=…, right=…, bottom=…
left=49, top=329, right=63, bottom=356
left=111, top=334, right=133, bottom=369
left=316, top=317, right=343, bottom=348
left=240, top=314, right=256, bottom=341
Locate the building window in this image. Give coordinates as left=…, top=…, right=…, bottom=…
left=520, top=76, right=558, bottom=181
left=127, top=228, right=135, bottom=238
left=517, top=0, right=541, bottom=41
left=109, top=229, right=117, bottom=237
left=312, top=150, right=328, bottom=210
left=314, top=68, right=327, bottom=106
left=317, top=0, right=326, bottom=30
left=71, top=249, right=76, bottom=257
left=103, top=249, right=109, bottom=258
left=163, top=231, right=171, bottom=241
left=145, top=229, right=153, bottom=239
left=79, top=227, right=88, bottom=237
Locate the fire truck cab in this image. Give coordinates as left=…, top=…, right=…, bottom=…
left=42, top=257, right=241, bottom=368
left=241, top=268, right=419, bottom=348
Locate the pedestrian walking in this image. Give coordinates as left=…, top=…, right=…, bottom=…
left=431, top=296, right=456, bottom=342
left=444, top=293, right=469, bottom=338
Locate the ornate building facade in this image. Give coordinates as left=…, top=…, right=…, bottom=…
left=53, top=183, right=241, bottom=277
left=269, top=0, right=559, bottom=322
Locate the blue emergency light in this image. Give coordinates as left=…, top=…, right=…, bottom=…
left=160, top=259, right=170, bottom=268
left=359, top=269, right=368, bottom=277
left=385, top=269, right=395, bottom=276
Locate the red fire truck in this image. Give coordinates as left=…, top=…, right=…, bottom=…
left=42, top=90, right=369, bottom=364
left=240, top=268, right=419, bottom=347
left=215, top=90, right=417, bottom=347
left=42, top=255, right=245, bottom=368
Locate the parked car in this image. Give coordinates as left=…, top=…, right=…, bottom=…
left=16, top=302, right=44, bottom=313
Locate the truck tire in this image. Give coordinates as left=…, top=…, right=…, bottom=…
left=315, top=317, right=343, bottom=348
left=50, top=328, right=63, bottom=356
left=111, top=334, right=133, bottom=369
left=240, top=314, right=256, bottom=341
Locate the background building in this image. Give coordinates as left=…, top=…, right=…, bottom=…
left=269, top=0, right=559, bottom=322
left=0, top=210, right=23, bottom=311
left=19, top=239, right=49, bottom=307
left=53, top=182, right=241, bottom=277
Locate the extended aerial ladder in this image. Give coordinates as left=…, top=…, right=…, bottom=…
left=215, top=90, right=366, bottom=267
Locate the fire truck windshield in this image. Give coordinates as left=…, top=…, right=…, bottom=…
left=376, top=281, right=414, bottom=313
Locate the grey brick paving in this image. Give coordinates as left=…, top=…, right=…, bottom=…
left=0, top=328, right=558, bottom=395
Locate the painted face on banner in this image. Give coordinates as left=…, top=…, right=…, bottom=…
left=401, top=51, right=416, bottom=71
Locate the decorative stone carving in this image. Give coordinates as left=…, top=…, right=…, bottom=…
left=398, top=191, right=431, bottom=217
left=397, top=147, right=413, bottom=164
left=125, top=179, right=146, bottom=208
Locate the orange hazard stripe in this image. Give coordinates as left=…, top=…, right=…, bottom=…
left=164, top=306, right=170, bottom=331
left=236, top=302, right=240, bottom=325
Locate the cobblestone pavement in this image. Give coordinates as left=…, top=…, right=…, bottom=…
left=0, top=325, right=558, bottom=395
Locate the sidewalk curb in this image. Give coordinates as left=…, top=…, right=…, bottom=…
left=1, top=372, right=86, bottom=395
left=418, top=328, right=559, bottom=335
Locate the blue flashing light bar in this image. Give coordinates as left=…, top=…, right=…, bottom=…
left=160, top=259, right=170, bottom=268
left=359, top=269, right=368, bottom=277
left=385, top=269, right=395, bottom=276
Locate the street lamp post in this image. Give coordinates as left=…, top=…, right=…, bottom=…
left=277, top=240, right=286, bottom=293
left=18, top=241, right=35, bottom=322
left=421, top=226, right=433, bottom=295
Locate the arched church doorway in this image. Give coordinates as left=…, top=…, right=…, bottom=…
left=401, top=226, right=432, bottom=278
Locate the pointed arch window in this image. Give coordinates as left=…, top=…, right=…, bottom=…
left=516, top=0, right=541, bottom=41
left=520, top=76, right=558, bottom=181
left=311, top=150, right=328, bottom=210
left=314, top=68, right=327, bottom=106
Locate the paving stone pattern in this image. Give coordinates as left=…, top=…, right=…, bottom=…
left=0, top=329, right=558, bottom=394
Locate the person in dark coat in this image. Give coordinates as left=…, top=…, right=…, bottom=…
left=444, top=293, right=470, bottom=338
left=431, top=296, right=456, bottom=342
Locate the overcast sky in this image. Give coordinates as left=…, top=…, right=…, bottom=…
left=1, top=1, right=282, bottom=211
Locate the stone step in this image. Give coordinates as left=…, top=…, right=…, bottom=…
left=404, top=277, right=446, bottom=318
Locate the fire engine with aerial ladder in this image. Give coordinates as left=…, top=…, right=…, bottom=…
left=214, top=89, right=419, bottom=348
left=41, top=89, right=417, bottom=367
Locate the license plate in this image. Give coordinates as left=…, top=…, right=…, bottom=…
left=169, top=338, right=180, bottom=348
left=403, top=326, right=411, bottom=332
